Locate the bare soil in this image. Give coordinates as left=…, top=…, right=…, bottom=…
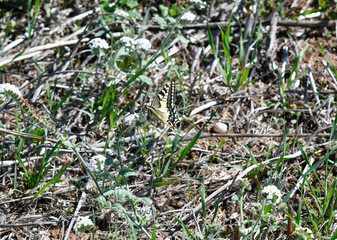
left=0, top=1, right=336, bottom=239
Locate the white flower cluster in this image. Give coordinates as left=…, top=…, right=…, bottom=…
left=190, top=0, right=206, bottom=9
left=181, top=12, right=197, bottom=22
left=88, top=155, right=106, bottom=172
left=120, top=36, right=135, bottom=48
left=88, top=38, right=109, bottom=50
left=0, top=83, right=22, bottom=103
left=73, top=216, right=93, bottom=232
left=123, top=113, right=146, bottom=126
left=261, top=185, right=282, bottom=205
left=295, top=227, right=315, bottom=239
left=119, top=36, right=152, bottom=52
left=108, top=136, right=132, bottom=148
left=135, top=38, right=152, bottom=51
left=114, top=9, right=129, bottom=18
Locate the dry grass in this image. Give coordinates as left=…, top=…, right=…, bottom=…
left=0, top=1, right=336, bottom=239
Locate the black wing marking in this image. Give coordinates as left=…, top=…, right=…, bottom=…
left=148, top=80, right=178, bottom=126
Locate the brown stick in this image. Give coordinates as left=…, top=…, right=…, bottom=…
left=147, top=20, right=335, bottom=31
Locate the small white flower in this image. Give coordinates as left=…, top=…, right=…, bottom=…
left=295, top=227, right=305, bottom=231
left=2, top=84, right=22, bottom=96
left=88, top=38, right=109, bottom=50
left=0, top=83, right=22, bottom=103
left=119, top=137, right=129, bottom=144
left=150, top=61, right=162, bottom=72
left=123, top=113, right=146, bottom=126
left=135, top=38, right=152, bottom=51
left=88, top=155, right=106, bottom=172
left=74, top=216, right=94, bottom=232
left=181, top=12, right=196, bottom=22
left=114, top=9, right=129, bottom=18
left=120, top=36, right=136, bottom=50
left=262, top=185, right=278, bottom=195
left=261, top=185, right=282, bottom=205
left=109, top=3, right=115, bottom=8
left=190, top=0, right=206, bottom=9
left=109, top=136, right=131, bottom=146
left=295, top=227, right=315, bottom=239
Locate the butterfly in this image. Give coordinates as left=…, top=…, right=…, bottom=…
left=146, top=80, right=178, bottom=127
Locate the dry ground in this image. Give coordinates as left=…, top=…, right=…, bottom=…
left=0, top=1, right=336, bottom=239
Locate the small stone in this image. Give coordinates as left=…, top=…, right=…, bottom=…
left=212, top=122, right=228, bottom=133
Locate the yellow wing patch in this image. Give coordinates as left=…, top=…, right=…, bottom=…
left=146, top=80, right=178, bottom=126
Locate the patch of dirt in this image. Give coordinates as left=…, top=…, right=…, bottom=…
left=0, top=1, right=336, bottom=239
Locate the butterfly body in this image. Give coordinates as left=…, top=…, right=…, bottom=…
left=146, top=80, right=178, bottom=126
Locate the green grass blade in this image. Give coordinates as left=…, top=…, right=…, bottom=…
left=211, top=194, right=221, bottom=224
left=288, top=44, right=309, bottom=88
left=54, top=87, right=73, bottom=115
left=151, top=224, right=156, bottom=240
left=173, top=215, right=195, bottom=239
left=165, top=106, right=220, bottom=176
left=317, top=41, right=337, bottom=78
left=40, top=140, right=62, bottom=176
left=201, top=178, right=206, bottom=217
left=207, top=23, right=216, bottom=55
left=323, top=178, right=336, bottom=216
left=33, top=159, right=74, bottom=200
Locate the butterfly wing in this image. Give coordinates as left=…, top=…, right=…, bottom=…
left=147, top=80, right=178, bottom=126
